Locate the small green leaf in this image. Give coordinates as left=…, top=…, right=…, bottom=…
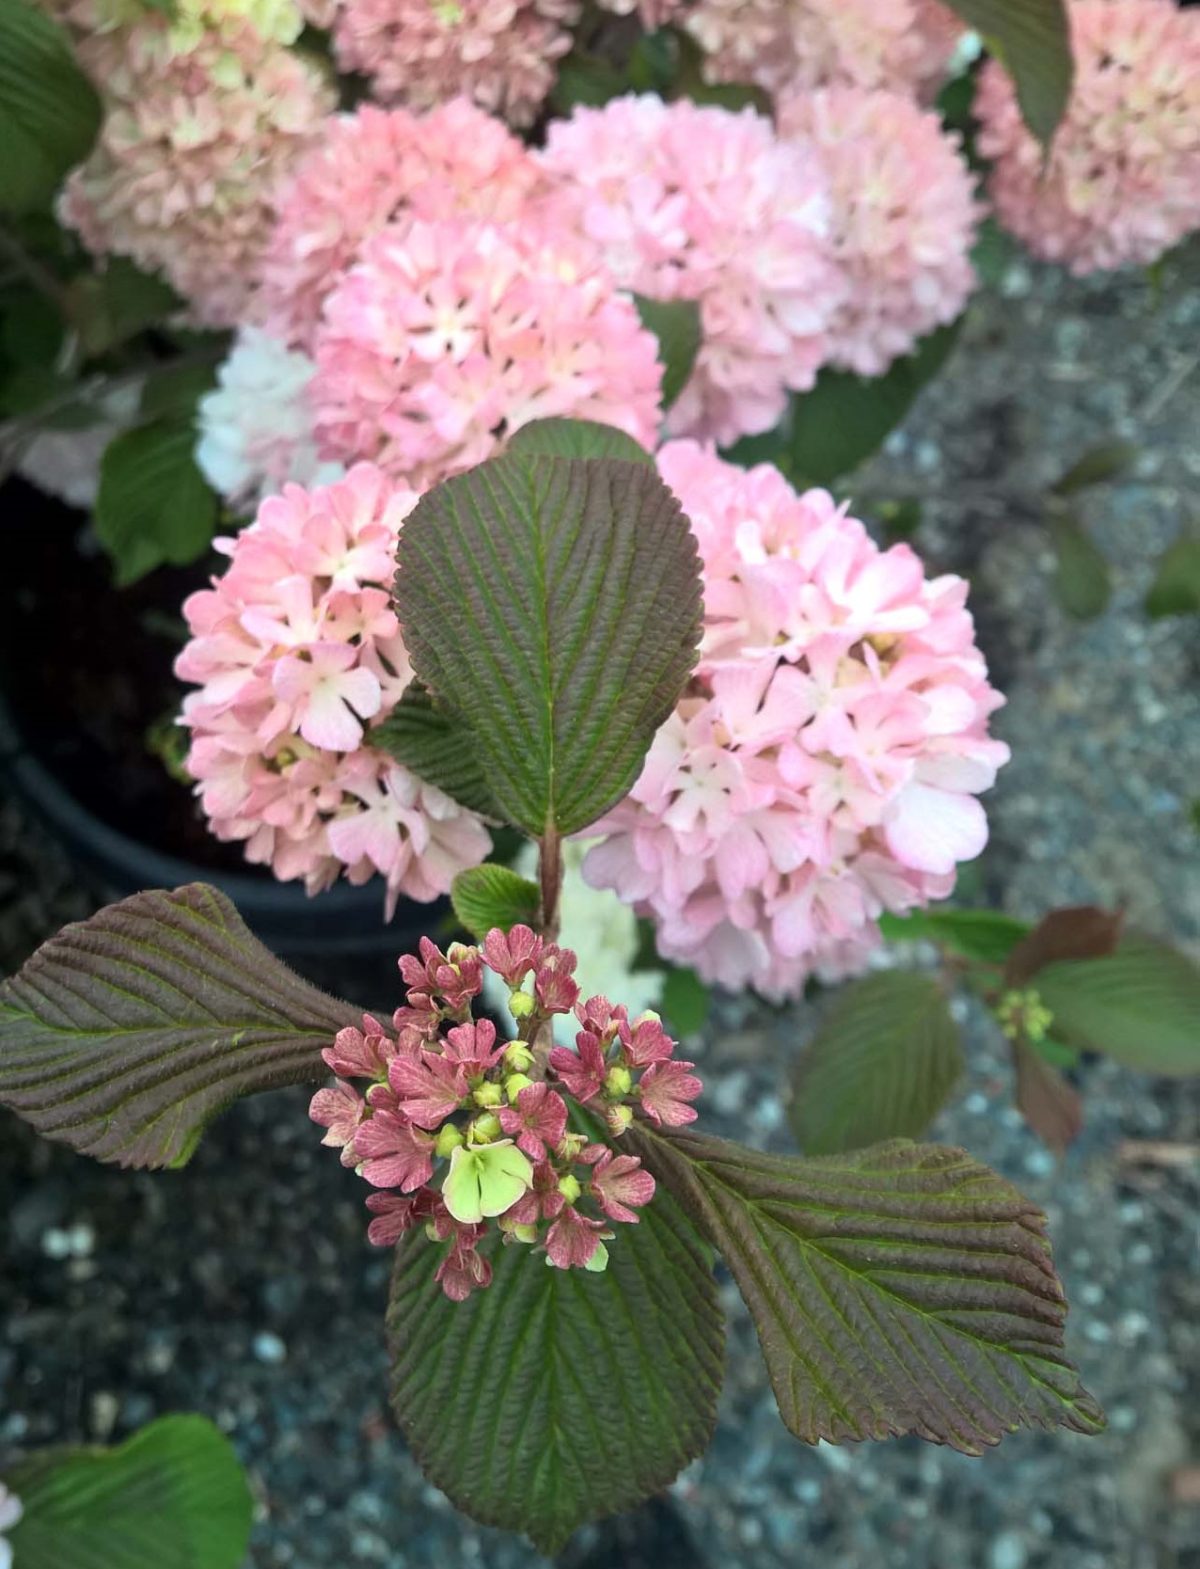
left=785, top=320, right=963, bottom=487
left=0, top=884, right=355, bottom=1168
left=1146, top=527, right=1200, bottom=618
left=1034, top=938, right=1200, bottom=1077
left=1051, top=439, right=1139, bottom=496
left=879, top=907, right=1032, bottom=966
left=633, top=295, right=701, bottom=411
left=0, top=0, right=102, bottom=213
left=387, top=1185, right=724, bottom=1554
left=941, top=0, right=1073, bottom=148
left=660, top=965, right=711, bottom=1038
left=393, top=448, right=703, bottom=836
left=633, top=1127, right=1105, bottom=1452
left=791, top=971, right=964, bottom=1154
left=505, top=415, right=652, bottom=465
left=3, top=1416, right=253, bottom=1569
left=370, top=682, right=502, bottom=820
left=95, top=417, right=219, bottom=584
left=67, top=257, right=182, bottom=357
left=451, top=863, right=539, bottom=939
left=1049, top=510, right=1111, bottom=620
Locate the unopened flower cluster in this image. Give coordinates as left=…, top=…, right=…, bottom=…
left=975, top=0, right=1200, bottom=274
left=585, top=443, right=1010, bottom=998
left=310, top=927, right=701, bottom=1299
left=175, top=463, right=490, bottom=905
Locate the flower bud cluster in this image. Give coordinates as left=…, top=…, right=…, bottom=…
left=310, top=926, right=701, bottom=1300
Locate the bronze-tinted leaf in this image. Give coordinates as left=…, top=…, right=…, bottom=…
left=1006, top=905, right=1123, bottom=985
left=1013, top=1040, right=1084, bottom=1154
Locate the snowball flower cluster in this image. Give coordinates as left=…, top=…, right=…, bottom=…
left=682, top=0, right=962, bottom=101
left=197, top=327, right=341, bottom=510
left=61, top=12, right=332, bottom=328
left=46, top=0, right=305, bottom=49
left=329, top=0, right=578, bottom=128
left=311, top=928, right=701, bottom=1298
left=778, top=86, right=979, bottom=376
left=176, top=465, right=490, bottom=908
left=585, top=444, right=1010, bottom=998
left=539, top=95, right=843, bottom=446
left=0, top=1485, right=22, bottom=1569
left=256, top=99, right=550, bottom=352
left=310, top=217, right=662, bottom=488
left=975, top=0, right=1200, bottom=274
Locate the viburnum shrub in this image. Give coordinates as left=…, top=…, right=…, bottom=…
left=0, top=419, right=1109, bottom=1551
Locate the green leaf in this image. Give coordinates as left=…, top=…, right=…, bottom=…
left=451, top=863, right=540, bottom=939
left=1034, top=938, right=1200, bottom=1077
left=387, top=1186, right=724, bottom=1554
left=1049, top=509, right=1111, bottom=620
left=1051, top=439, right=1139, bottom=496
left=138, top=356, right=221, bottom=421
left=879, top=907, right=1031, bottom=966
left=1146, top=527, right=1200, bottom=618
left=791, top=971, right=964, bottom=1155
left=0, top=883, right=355, bottom=1168
left=633, top=295, right=701, bottom=411
left=660, top=965, right=711, bottom=1038
left=95, top=417, right=218, bottom=585
left=393, top=448, right=703, bottom=836
left=3, top=1415, right=253, bottom=1569
left=67, top=257, right=183, bottom=358
left=0, top=0, right=102, bottom=213
left=785, top=320, right=963, bottom=487
left=369, top=682, right=502, bottom=820
left=941, top=0, right=1073, bottom=148
left=551, top=51, right=627, bottom=111
left=633, top=1127, right=1105, bottom=1452
left=505, top=416, right=652, bottom=465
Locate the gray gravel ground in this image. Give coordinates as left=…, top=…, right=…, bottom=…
left=1, top=257, right=1199, bottom=1569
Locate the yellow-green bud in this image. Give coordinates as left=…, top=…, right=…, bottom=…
left=584, top=1241, right=610, bottom=1274
left=605, top=1103, right=634, bottom=1137
left=557, top=1173, right=582, bottom=1204
left=500, top=1217, right=538, bottom=1245
left=469, top=1112, right=502, bottom=1144
left=605, top=1064, right=633, bottom=1098
left=503, top=1040, right=535, bottom=1071
left=473, top=1080, right=503, bottom=1109
left=434, top=1124, right=464, bottom=1158
left=557, top=1131, right=587, bottom=1160
left=633, top=1010, right=661, bottom=1027
left=505, top=1072, right=534, bottom=1101
left=995, top=987, right=1055, bottom=1044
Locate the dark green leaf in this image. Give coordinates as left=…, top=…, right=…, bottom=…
left=0, top=282, right=64, bottom=367
left=1049, top=510, right=1111, bottom=620
left=1051, top=439, right=1138, bottom=496
left=138, top=357, right=221, bottom=421
left=1005, top=904, right=1123, bottom=986
left=370, top=682, right=502, bottom=820
left=660, top=965, right=711, bottom=1038
left=67, top=258, right=182, bottom=357
left=1034, top=938, right=1200, bottom=1077
left=1013, top=1039, right=1082, bottom=1154
left=786, top=321, right=963, bottom=487
left=95, top=417, right=218, bottom=585
left=0, top=883, right=355, bottom=1168
left=394, top=449, right=703, bottom=836
left=633, top=1126, right=1105, bottom=1451
left=451, top=863, right=539, bottom=939
left=942, top=0, right=1073, bottom=147
left=970, top=217, right=1019, bottom=289
left=551, top=51, right=627, bottom=111
left=387, top=1187, right=724, bottom=1554
left=0, top=0, right=102, bottom=213
left=1146, top=527, right=1200, bottom=618
left=3, top=1416, right=253, bottom=1569
left=633, top=295, right=701, bottom=411
left=506, top=416, right=652, bottom=465
left=791, top=971, right=964, bottom=1154
left=879, top=907, right=1031, bottom=966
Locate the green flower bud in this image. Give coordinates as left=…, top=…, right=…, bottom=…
left=469, top=1112, right=503, bottom=1144
left=584, top=1242, right=610, bottom=1274
left=558, top=1131, right=587, bottom=1161
left=557, top=1173, right=582, bottom=1205
left=473, top=1080, right=503, bottom=1108
left=443, top=1140, right=534, bottom=1225
left=503, top=1040, right=535, bottom=1071
left=505, top=1072, right=534, bottom=1101
left=604, top=1065, right=633, bottom=1098
left=605, top=1103, right=634, bottom=1137
left=434, top=1124, right=464, bottom=1158
left=508, top=990, right=536, bottom=1020
left=499, top=1217, right=538, bottom=1245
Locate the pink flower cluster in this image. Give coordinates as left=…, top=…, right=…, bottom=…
left=976, top=0, right=1200, bottom=274
left=778, top=86, right=980, bottom=376
left=539, top=94, right=844, bottom=446
left=257, top=99, right=549, bottom=352
left=309, top=217, right=663, bottom=487
left=585, top=444, right=1010, bottom=998
left=311, top=927, right=701, bottom=1299
left=176, top=464, right=491, bottom=906
left=682, top=0, right=962, bottom=101
left=61, top=13, right=332, bottom=329
left=328, top=0, right=578, bottom=128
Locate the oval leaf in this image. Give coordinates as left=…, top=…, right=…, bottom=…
left=1146, top=528, right=1200, bottom=619
left=393, top=449, right=703, bottom=836
left=0, top=883, right=355, bottom=1168
left=506, top=416, right=653, bottom=465
left=633, top=1127, right=1104, bottom=1453
left=945, top=0, right=1073, bottom=147
left=1013, top=1039, right=1083, bottom=1155
left=1034, top=938, right=1200, bottom=1077
left=879, top=908, right=1031, bottom=966
left=633, top=296, right=701, bottom=412
left=791, top=971, right=964, bottom=1155
left=3, top=1415, right=253, bottom=1569
left=0, top=0, right=102, bottom=213
left=1050, top=510, right=1111, bottom=620
left=96, top=417, right=219, bottom=585
left=387, top=1190, right=724, bottom=1554
left=1005, top=904, right=1123, bottom=985
left=370, top=681, right=501, bottom=820
left=451, top=864, right=540, bottom=940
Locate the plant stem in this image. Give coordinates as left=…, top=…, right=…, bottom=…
left=0, top=226, right=73, bottom=317
left=537, top=828, right=563, bottom=942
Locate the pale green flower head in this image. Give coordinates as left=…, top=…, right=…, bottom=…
left=443, top=1140, right=534, bottom=1225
